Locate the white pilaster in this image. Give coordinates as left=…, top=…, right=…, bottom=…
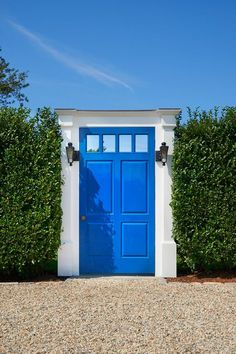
left=58, top=115, right=80, bottom=276
left=155, top=115, right=177, bottom=277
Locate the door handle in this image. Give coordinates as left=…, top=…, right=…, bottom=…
left=81, top=215, right=86, bottom=221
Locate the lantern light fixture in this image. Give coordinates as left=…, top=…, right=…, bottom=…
left=66, top=142, right=79, bottom=166
left=156, top=142, right=169, bottom=166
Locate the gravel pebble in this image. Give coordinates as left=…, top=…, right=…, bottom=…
left=0, top=278, right=235, bottom=353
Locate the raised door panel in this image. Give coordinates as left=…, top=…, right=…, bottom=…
left=121, top=161, right=148, bottom=213
left=86, top=161, right=113, bottom=214
left=87, top=223, right=114, bottom=256
left=121, top=223, right=148, bottom=257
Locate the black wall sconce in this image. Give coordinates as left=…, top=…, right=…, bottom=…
left=66, top=142, right=80, bottom=166
left=156, top=142, right=169, bottom=166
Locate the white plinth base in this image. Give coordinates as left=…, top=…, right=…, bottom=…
left=156, top=241, right=177, bottom=277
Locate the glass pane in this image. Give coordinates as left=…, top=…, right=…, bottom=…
left=103, top=135, right=115, bottom=152
left=87, top=135, right=99, bottom=152
left=135, top=135, right=148, bottom=152
left=119, top=135, right=132, bottom=152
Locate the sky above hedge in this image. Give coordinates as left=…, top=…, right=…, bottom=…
left=1, top=0, right=236, bottom=119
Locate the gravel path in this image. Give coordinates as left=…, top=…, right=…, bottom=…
left=0, top=278, right=235, bottom=353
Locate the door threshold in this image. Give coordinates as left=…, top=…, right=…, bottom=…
left=65, top=275, right=167, bottom=283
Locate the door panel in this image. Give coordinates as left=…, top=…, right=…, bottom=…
left=121, top=161, right=147, bottom=213
left=88, top=223, right=114, bottom=256
left=80, top=127, right=155, bottom=274
left=121, top=223, right=148, bottom=257
left=86, top=161, right=113, bottom=214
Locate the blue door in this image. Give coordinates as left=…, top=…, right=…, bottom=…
left=79, top=127, right=155, bottom=274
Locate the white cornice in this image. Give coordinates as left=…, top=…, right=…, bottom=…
left=55, top=108, right=181, bottom=117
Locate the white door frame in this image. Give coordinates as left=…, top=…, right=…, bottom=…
left=56, top=109, right=180, bottom=277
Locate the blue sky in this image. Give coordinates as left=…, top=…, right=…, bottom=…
left=1, top=0, right=236, bottom=119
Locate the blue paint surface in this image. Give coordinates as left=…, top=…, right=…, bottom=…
left=80, top=127, right=155, bottom=274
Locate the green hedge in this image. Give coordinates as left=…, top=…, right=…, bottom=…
left=0, top=107, right=62, bottom=277
left=172, top=107, right=236, bottom=272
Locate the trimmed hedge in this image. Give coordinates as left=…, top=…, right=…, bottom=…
left=172, top=107, right=236, bottom=272
left=0, top=107, right=62, bottom=276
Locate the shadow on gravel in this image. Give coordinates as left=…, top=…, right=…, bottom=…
left=0, top=272, right=65, bottom=283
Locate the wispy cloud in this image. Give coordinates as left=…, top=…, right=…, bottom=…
left=8, top=20, right=133, bottom=91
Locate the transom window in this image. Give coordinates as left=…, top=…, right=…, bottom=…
left=135, top=135, right=148, bottom=152
left=103, top=135, right=115, bottom=152
left=87, top=135, right=99, bottom=152
left=86, top=134, right=148, bottom=153
left=119, top=135, right=132, bottom=152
